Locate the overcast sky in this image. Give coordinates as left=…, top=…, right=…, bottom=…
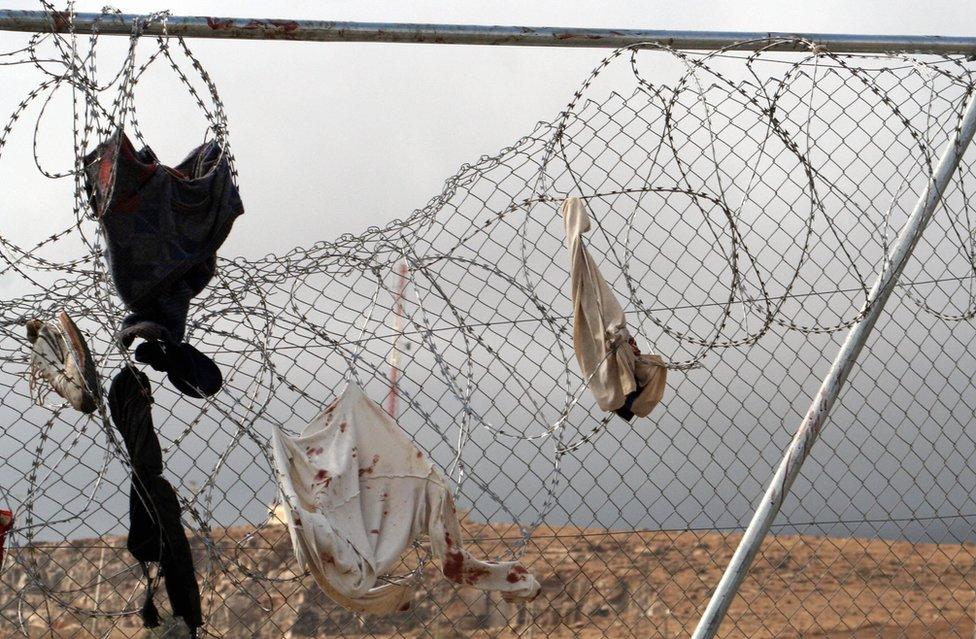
left=3, top=1, right=976, bottom=545
left=2, top=0, right=974, bottom=260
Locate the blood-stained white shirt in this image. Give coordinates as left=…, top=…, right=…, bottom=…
left=272, top=383, right=540, bottom=614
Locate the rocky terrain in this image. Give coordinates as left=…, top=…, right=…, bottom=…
left=1, top=519, right=974, bottom=638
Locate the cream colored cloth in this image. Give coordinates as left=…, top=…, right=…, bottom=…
left=563, top=197, right=667, bottom=417
left=271, top=384, right=540, bottom=614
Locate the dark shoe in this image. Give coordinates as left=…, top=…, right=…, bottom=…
left=133, top=340, right=221, bottom=399
left=166, top=342, right=222, bottom=398
left=133, top=341, right=169, bottom=372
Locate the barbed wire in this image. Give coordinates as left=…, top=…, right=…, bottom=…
left=1, top=4, right=976, bottom=638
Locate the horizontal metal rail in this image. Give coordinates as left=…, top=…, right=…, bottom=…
left=1, top=9, right=976, bottom=54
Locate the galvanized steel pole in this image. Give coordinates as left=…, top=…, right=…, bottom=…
left=690, top=91, right=976, bottom=639
left=2, top=9, right=976, bottom=54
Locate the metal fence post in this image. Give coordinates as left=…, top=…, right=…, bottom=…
left=690, top=87, right=976, bottom=639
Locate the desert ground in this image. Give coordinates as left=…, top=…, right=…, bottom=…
left=2, top=518, right=974, bottom=638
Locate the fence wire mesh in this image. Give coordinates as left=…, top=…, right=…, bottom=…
left=2, top=7, right=976, bottom=639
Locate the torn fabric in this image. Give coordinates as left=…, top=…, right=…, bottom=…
left=271, top=384, right=540, bottom=614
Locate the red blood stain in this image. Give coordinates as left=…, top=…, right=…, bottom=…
left=97, top=154, right=113, bottom=192
left=293, top=516, right=302, bottom=526
left=442, top=548, right=491, bottom=586
left=506, top=565, right=529, bottom=583
left=206, top=17, right=233, bottom=30
left=313, top=469, right=332, bottom=488
left=627, top=336, right=642, bottom=356
left=358, top=454, right=381, bottom=477
left=339, top=422, right=347, bottom=433
left=305, top=446, right=323, bottom=457
left=416, top=451, right=423, bottom=458
left=397, top=601, right=411, bottom=612
left=441, top=548, right=464, bottom=581
left=320, top=551, right=335, bottom=564
left=369, top=529, right=379, bottom=534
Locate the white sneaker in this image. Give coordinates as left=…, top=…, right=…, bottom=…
left=26, top=311, right=101, bottom=414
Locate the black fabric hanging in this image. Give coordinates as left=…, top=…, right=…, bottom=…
left=108, top=365, right=202, bottom=637
left=84, top=132, right=243, bottom=399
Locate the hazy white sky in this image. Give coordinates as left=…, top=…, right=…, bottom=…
left=1, top=0, right=973, bottom=258
left=2, top=2, right=976, bottom=543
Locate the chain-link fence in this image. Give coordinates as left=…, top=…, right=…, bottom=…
left=2, top=8, right=976, bottom=639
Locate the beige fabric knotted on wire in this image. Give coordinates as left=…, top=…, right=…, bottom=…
left=563, top=197, right=667, bottom=418
left=271, top=383, right=541, bottom=614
